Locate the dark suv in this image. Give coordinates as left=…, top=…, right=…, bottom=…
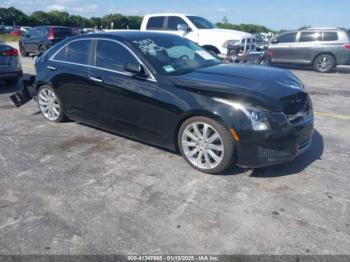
left=269, top=28, right=350, bottom=72
left=19, top=26, right=73, bottom=57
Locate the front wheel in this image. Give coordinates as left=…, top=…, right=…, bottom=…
left=313, top=54, right=336, bottom=73
left=178, top=116, right=235, bottom=174
left=37, top=85, right=68, bottom=123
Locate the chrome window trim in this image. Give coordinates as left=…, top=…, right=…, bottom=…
left=49, top=37, right=157, bottom=82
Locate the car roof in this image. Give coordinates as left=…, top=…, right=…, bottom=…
left=74, top=31, right=182, bottom=41
left=144, top=13, right=193, bottom=17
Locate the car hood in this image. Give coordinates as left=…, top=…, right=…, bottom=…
left=170, top=64, right=306, bottom=111
left=198, top=28, right=253, bottom=40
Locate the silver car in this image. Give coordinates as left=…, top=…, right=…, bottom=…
left=269, top=28, right=350, bottom=73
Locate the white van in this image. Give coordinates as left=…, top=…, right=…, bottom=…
left=140, top=13, right=255, bottom=58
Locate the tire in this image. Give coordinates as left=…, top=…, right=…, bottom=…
left=19, top=45, right=29, bottom=57
left=178, top=116, right=235, bottom=174
left=38, top=45, right=47, bottom=53
left=37, top=85, right=68, bottom=123
left=313, top=54, right=336, bottom=73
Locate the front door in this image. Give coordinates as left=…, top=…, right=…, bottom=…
left=89, top=39, right=162, bottom=143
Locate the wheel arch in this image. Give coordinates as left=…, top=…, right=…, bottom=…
left=173, top=110, right=230, bottom=152
left=201, top=45, right=220, bottom=54
left=312, top=52, right=337, bottom=66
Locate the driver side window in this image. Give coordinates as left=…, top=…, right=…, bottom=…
left=96, top=40, right=138, bottom=72
left=166, top=16, right=188, bottom=31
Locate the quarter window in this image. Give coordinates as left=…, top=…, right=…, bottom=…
left=322, top=32, right=338, bottom=41
left=96, top=40, right=138, bottom=72
left=146, top=17, right=165, bottom=30
left=278, top=32, right=297, bottom=43
left=53, top=40, right=91, bottom=64
left=299, top=32, right=321, bottom=42
left=167, top=16, right=188, bottom=30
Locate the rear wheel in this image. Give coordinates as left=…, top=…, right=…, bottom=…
left=37, top=85, right=68, bottom=123
left=19, top=45, right=29, bottom=57
left=313, top=54, right=336, bottom=73
left=178, top=116, right=235, bottom=174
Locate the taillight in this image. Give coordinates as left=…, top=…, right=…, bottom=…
left=343, top=44, right=350, bottom=50
left=268, top=49, right=273, bottom=58
left=1, top=49, right=18, bottom=56
left=48, top=27, right=55, bottom=40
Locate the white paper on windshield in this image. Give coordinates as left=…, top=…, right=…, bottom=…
left=196, top=50, right=216, bottom=60
left=163, top=65, right=175, bottom=72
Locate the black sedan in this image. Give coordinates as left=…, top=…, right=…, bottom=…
left=0, top=41, right=23, bottom=85
left=11, top=32, right=314, bottom=174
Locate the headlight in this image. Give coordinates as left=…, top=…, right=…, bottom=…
left=222, top=40, right=240, bottom=48
left=213, top=98, right=270, bottom=131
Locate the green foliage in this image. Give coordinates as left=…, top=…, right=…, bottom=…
left=0, top=33, right=20, bottom=42
left=0, top=7, right=143, bottom=29
left=216, top=22, right=274, bottom=34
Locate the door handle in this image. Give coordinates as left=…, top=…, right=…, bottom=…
left=47, top=66, right=56, bottom=71
left=89, top=76, right=103, bottom=83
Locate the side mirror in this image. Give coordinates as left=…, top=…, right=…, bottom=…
left=270, top=38, right=278, bottom=44
left=124, top=62, right=147, bottom=77
left=177, top=24, right=190, bottom=32
left=25, top=33, right=31, bottom=38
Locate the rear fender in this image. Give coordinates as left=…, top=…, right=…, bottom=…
left=10, top=75, right=36, bottom=108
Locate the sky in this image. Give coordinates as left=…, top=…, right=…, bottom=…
left=0, top=0, right=348, bottom=30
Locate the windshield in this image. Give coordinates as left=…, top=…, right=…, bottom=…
left=187, top=16, right=215, bottom=29
left=131, top=36, right=221, bottom=76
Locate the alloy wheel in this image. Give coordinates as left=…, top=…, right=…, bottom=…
left=181, top=122, right=224, bottom=170
left=315, top=55, right=333, bottom=72
left=38, top=88, right=61, bottom=121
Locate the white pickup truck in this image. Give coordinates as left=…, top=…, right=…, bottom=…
left=140, top=13, right=255, bottom=58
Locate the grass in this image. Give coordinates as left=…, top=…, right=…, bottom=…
left=0, top=34, right=20, bottom=42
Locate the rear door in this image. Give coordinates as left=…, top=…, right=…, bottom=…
left=146, top=16, right=166, bottom=31
left=48, top=39, right=96, bottom=123
left=89, top=39, right=161, bottom=142
left=270, top=32, right=298, bottom=63
left=292, top=31, right=322, bottom=64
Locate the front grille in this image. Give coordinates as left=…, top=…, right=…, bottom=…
left=281, top=92, right=311, bottom=124
left=257, top=146, right=290, bottom=160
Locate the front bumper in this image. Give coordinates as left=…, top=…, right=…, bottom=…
left=235, top=115, right=314, bottom=168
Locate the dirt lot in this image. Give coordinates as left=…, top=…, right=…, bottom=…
left=0, top=43, right=349, bottom=255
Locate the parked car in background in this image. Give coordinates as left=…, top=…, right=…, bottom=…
left=0, top=41, right=22, bottom=85
left=0, top=25, right=13, bottom=34
left=19, top=26, right=73, bottom=57
left=10, top=26, right=22, bottom=36
left=140, top=13, right=255, bottom=59
left=269, top=27, right=350, bottom=72
left=254, top=33, right=269, bottom=51
left=20, top=26, right=32, bottom=33
left=11, top=32, right=313, bottom=174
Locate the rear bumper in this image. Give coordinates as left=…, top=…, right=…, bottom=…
left=235, top=118, right=314, bottom=168
left=0, top=69, right=23, bottom=80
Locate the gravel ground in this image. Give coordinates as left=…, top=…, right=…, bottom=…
left=0, top=42, right=349, bottom=255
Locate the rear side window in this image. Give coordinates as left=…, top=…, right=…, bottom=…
left=322, top=32, right=338, bottom=41
left=96, top=40, right=138, bottom=72
left=53, top=40, right=91, bottom=65
left=146, top=17, right=165, bottom=30
left=54, top=27, right=73, bottom=37
left=299, top=32, right=321, bottom=42
left=278, top=32, right=297, bottom=43
left=167, top=16, right=188, bottom=30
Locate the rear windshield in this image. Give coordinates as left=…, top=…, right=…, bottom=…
left=53, top=27, right=73, bottom=37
